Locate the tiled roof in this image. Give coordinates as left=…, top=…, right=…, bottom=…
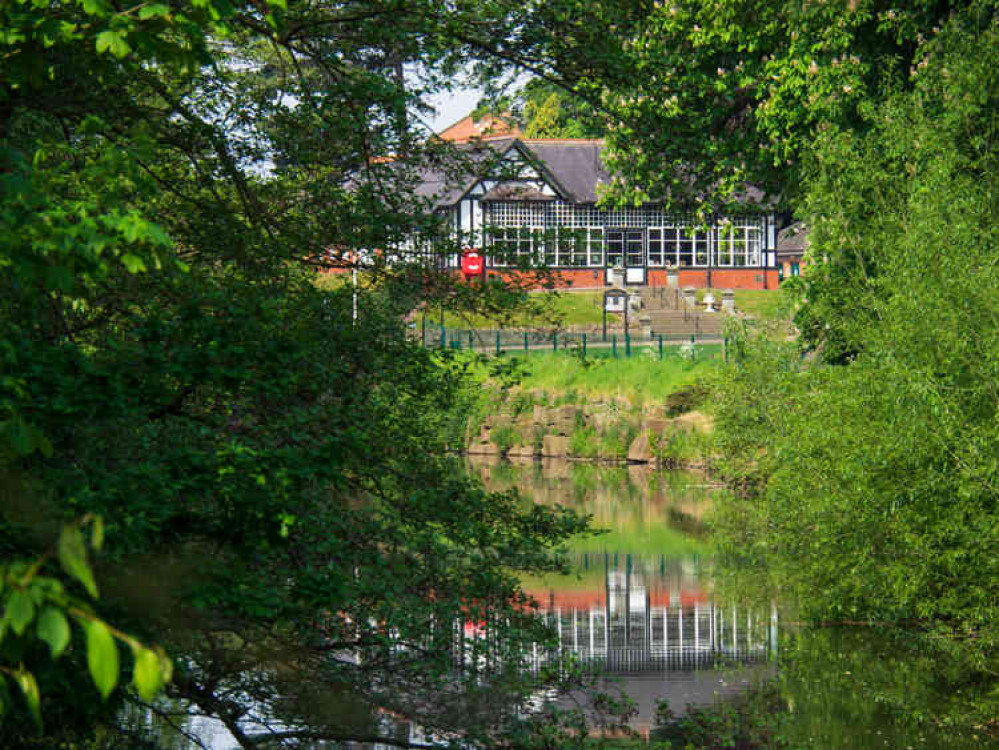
left=413, top=138, right=518, bottom=207
left=416, top=123, right=771, bottom=209
left=777, top=222, right=809, bottom=256
left=437, top=113, right=522, bottom=142
left=522, top=141, right=609, bottom=203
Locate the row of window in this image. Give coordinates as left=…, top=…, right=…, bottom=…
left=488, top=227, right=763, bottom=268
left=486, top=201, right=757, bottom=230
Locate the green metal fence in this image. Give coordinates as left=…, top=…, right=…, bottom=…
left=417, top=324, right=727, bottom=361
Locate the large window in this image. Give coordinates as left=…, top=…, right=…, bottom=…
left=551, top=227, right=604, bottom=267
left=544, top=227, right=587, bottom=267
left=488, top=225, right=604, bottom=267
left=649, top=226, right=711, bottom=267
left=648, top=228, right=665, bottom=266
left=715, top=220, right=763, bottom=266
left=489, top=227, right=539, bottom=266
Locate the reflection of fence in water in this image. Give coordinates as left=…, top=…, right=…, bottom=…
left=534, top=601, right=775, bottom=674
left=524, top=554, right=776, bottom=674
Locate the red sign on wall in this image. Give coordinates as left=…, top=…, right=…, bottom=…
left=461, top=250, right=483, bottom=277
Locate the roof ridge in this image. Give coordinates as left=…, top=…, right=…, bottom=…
left=522, top=138, right=606, bottom=145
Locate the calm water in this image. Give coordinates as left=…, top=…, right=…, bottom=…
left=136, top=458, right=997, bottom=748
left=470, top=457, right=998, bottom=749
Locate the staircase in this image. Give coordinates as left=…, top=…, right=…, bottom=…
left=635, top=286, right=724, bottom=339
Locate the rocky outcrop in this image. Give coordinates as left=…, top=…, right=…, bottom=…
left=626, top=411, right=713, bottom=465
left=467, top=395, right=713, bottom=466
left=541, top=434, right=571, bottom=457
left=506, top=445, right=537, bottom=459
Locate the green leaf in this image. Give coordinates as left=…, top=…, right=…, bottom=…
left=36, top=607, right=71, bottom=658
left=95, top=30, right=131, bottom=58
left=132, top=647, right=164, bottom=701
left=81, top=0, right=110, bottom=15
left=14, top=669, right=41, bottom=729
left=121, top=253, right=147, bottom=273
left=91, top=516, right=104, bottom=551
left=57, top=526, right=98, bottom=598
left=138, top=3, right=170, bottom=20
left=6, top=590, right=35, bottom=635
left=85, top=619, right=118, bottom=700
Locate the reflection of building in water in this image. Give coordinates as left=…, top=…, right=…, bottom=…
left=525, top=553, right=776, bottom=673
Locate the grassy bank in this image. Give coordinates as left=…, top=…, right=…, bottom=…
left=438, top=289, right=607, bottom=329
left=508, top=349, right=720, bottom=404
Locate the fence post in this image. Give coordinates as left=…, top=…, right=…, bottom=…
left=495, top=330, right=501, bottom=355
left=553, top=332, right=557, bottom=352
left=582, top=332, right=587, bottom=358
left=524, top=331, right=529, bottom=353
left=658, top=334, right=663, bottom=360
left=690, top=334, right=696, bottom=361
left=612, top=334, right=617, bottom=357
left=625, top=332, right=631, bottom=357
left=440, top=324, right=446, bottom=350
left=723, top=336, right=727, bottom=363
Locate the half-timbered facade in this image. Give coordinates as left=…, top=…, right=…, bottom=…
left=417, top=136, right=781, bottom=289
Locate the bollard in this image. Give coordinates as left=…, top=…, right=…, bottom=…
left=440, top=324, right=446, bottom=350
left=524, top=331, right=529, bottom=353
left=658, top=334, right=663, bottom=360
left=553, top=332, right=558, bottom=352
left=468, top=330, right=473, bottom=351
left=625, top=332, right=631, bottom=357
left=582, top=332, right=587, bottom=357
left=612, top=334, right=617, bottom=357
left=495, top=330, right=501, bottom=355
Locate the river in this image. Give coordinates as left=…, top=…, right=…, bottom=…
left=135, top=457, right=996, bottom=748
left=470, top=456, right=997, bottom=749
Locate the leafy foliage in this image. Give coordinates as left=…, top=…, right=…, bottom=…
left=711, top=5, right=998, bottom=672
left=0, top=0, right=610, bottom=746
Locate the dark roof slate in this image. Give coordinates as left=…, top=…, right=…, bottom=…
left=521, top=141, right=609, bottom=203
left=413, top=138, right=517, bottom=207
left=413, top=137, right=772, bottom=210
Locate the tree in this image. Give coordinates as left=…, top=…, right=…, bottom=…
left=712, top=5, right=998, bottom=660
left=0, top=1, right=606, bottom=746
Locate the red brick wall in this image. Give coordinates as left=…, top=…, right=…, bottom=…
left=647, top=268, right=777, bottom=289
left=709, top=268, right=779, bottom=289
left=486, top=268, right=606, bottom=289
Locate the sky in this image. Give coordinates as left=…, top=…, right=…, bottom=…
left=420, top=86, right=484, bottom=134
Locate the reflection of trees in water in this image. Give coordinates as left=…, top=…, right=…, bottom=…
left=654, top=627, right=999, bottom=750
left=470, top=457, right=715, bottom=514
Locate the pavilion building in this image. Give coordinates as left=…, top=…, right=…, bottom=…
left=416, top=127, right=781, bottom=290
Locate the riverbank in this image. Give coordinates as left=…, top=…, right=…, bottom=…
left=455, top=350, right=720, bottom=468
